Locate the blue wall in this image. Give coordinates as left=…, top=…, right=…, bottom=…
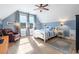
left=64, top=20, right=76, bottom=30
left=42, top=22, right=60, bottom=29
left=2, top=12, right=17, bottom=31
left=0, top=20, right=2, bottom=29
left=41, top=20, right=76, bottom=30
left=35, top=16, right=43, bottom=29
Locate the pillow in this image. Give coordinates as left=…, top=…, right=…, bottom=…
left=46, top=26, right=53, bottom=31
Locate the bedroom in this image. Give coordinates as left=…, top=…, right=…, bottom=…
left=0, top=4, right=77, bottom=54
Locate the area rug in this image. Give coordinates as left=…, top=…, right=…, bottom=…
left=48, top=39, right=72, bottom=54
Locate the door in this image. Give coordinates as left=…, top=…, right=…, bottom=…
left=29, top=15, right=35, bottom=35
left=19, top=13, right=29, bottom=37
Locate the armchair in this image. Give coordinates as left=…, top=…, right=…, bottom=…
left=2, top=29, right=21, bottom=42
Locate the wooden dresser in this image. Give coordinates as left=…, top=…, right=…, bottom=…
left=0, top=36, right=9, bottom=54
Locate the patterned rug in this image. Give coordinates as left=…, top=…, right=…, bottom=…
left=48, top=38, right=72, bottom=54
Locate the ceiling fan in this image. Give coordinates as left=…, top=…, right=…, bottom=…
left=34, top=4, right=49, bottom=12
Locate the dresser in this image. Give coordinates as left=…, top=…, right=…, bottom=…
left=0, top=36, right=9, bottom=54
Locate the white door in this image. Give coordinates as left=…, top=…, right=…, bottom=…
left=19, top=14, right=28, bottom=37
left=29, top=15, right=35, bottom=35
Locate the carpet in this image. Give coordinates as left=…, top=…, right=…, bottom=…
left=48, top=39, right=72, bottom=53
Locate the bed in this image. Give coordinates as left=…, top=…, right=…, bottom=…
left=33, top=26, right=56, bottom=42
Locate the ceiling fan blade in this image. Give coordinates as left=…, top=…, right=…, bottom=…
left=42, top=4, right=48, bottom=7
left=42, top=8, right=49, bottom=10
left=35, top=5, right=40, bottom=7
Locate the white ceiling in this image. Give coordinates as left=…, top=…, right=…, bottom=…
left=0, top=4, right=79, bottom=23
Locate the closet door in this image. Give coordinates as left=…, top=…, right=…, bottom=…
left=76, top=15, right=79, bottom=53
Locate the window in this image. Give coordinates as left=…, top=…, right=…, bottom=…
left=20, top=23, right=26, bottom=28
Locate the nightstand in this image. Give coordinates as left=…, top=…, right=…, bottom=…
left=54, top=28, right=64, bottom=38
left=57, top=30, right=64, bottom=38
